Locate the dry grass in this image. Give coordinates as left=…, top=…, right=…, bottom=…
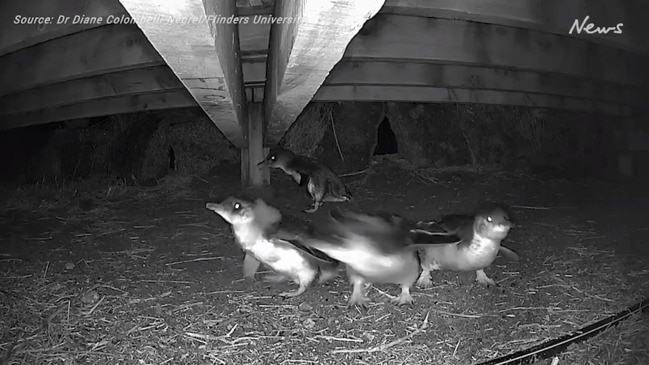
left=1, top=163, right=648, bottom=365
left=369, top=154, right=535, bottom=187
left=280, top=103, right=335, bottom=157
left=533, top=312, right=649, bottom=365
left=4, top=174, right=196, bottom=215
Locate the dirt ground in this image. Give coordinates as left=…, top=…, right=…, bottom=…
left=1, top=159, right=648, bottom=364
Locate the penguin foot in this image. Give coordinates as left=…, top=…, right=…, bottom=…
left=264, top=274, right=289, bottom=283
left=391, top=286, right=414, bottom=306
left=242, top=274, right=256, bottom=282
left=242, top=254, right=261, bottom=280
left=348, top=293, right=372, bottom=308
left=476, top=269, right=496, bottom=286
left=416, top=271, right=433, bottom=288
left=318, top=267, right=338, bottom=284
left=348, top=281, right=371, bottom=307
left=278, top=285, right=307, bottom=298
left=303, top=206, right=318, bottom=213
left=303, top=201, right=323, bottom=214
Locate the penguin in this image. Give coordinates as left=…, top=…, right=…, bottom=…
left=412, top=203, right=519, bottom=288
left=257, top=147, right=352, bottom=213
left=206, top=196, right=339, bottom=297
left=290, top=208, right=462, bottom=307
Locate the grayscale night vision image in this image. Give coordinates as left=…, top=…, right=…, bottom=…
left=1, top=1, right=648, bottom=364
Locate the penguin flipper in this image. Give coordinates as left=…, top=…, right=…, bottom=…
left=498, top=246, right=520, bottom=262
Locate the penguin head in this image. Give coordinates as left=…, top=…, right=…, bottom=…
left=257, top=148, right=294, bottom=169
left=206, top=197, right=282, bottom=229
left=473, top=205, right=512, bottom=240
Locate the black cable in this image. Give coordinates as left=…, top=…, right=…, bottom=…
left=476, top=297, right=649, bottom=365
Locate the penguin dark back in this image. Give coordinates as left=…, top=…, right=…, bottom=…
left=258, top=147, right=352, bottom=213
left=258, top=148, right=325, bottom=179
left=326, top=208, right=414, bottom=253
left=435, top=202, right=515, bottom=240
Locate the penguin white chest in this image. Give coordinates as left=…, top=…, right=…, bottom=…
left=466, top=236, right=500, bottom=268
left=307, top=180, right=316, bottom=197
left=249, top=238, right=310, bottom=276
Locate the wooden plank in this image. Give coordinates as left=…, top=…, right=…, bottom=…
left=203, top=0, right=248, bottom=140
left=0, top=24, right=163, bottom=97
left=233, top=0, right=649, bottom=77
left=243, top=103, right=269, bottom=186
left=240, top=146, right=270, bottom=183
left=234, top=0, right=649, bottom=58
left=344, top=14, right=648, bottom=87
left=264, top=0, right=386, bottom=145
left=118, top=0, right=247, bottom=147
left=0, top=66, right=181, bottom=116
left=313, top=85, right=634, bottom=116
left=249, top=60, right=645, bottom=115
left=246, top=85, right=264, bottom=103
left=381, top=0, right=649, bottom=56
left=242, top=61, right=266, bottom=86
left=239, top=15, right=271, bottom=53
left=263, top=0, right=303, bottom=142
left=0, top=90, right=195, bottom=131
left=236, top=4, right=274, bottom=16
left=241, top=148, right=250, bottom=184
left=0, top=0, right=128, bottom=56
left=323, top=61, right=646, bottom=107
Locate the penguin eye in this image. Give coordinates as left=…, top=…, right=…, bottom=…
left=486, top=216, right=493, bottom=223
left=233, top=202, right=241, bottom=211
left=270, top=155, right=276, bottom=161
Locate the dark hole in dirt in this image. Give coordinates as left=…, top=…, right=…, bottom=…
left=168, top=145, right=176, bottom=170
left=0, top=122, right=61, bottom=182
left=373, top=117, right=398, bottom=155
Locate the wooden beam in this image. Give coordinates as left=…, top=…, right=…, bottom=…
left=204, top=0, right=249, bottom=143
left=236, top=4, right=274, bottom=16
left=235, top=0, right=649, bottom=92
left=242, top=61, right=266, bottom=87
left=0, top=66, right=181, bottom=116
left=0, top=25, right=162, bottom=97
left=344, top=15, right=648, bottom=87
left=118, top=0, right=248, bottom=147
left=323, top=61, right=646, bottom=107
left=380, top=0, right=649, bottom=56
left=234, top=0, right=649, bottom=89
left=313, top=85, right=634, bottom=116
left=264, top=0, right=386, bottom=145
left=0, top=0, right=127, bottom=56
left=238, top=15, right=271, bottom=53
left=248, top=60, right=646, bottom=109
left=246, top=87, right=265, bottom=103
left=242, top=103, right=269, bottom=186
left=0, top=89, right=195, bottom=131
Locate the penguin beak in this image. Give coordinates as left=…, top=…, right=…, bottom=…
left=494, top=224, right=510, bottom=233
left=206, top=202, right=223, bottom=213
left=490, top=221, right=513, bottom=239
left=205, top=202, right=232, bottom=224
left=257, top=159, right=269, bottom=167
